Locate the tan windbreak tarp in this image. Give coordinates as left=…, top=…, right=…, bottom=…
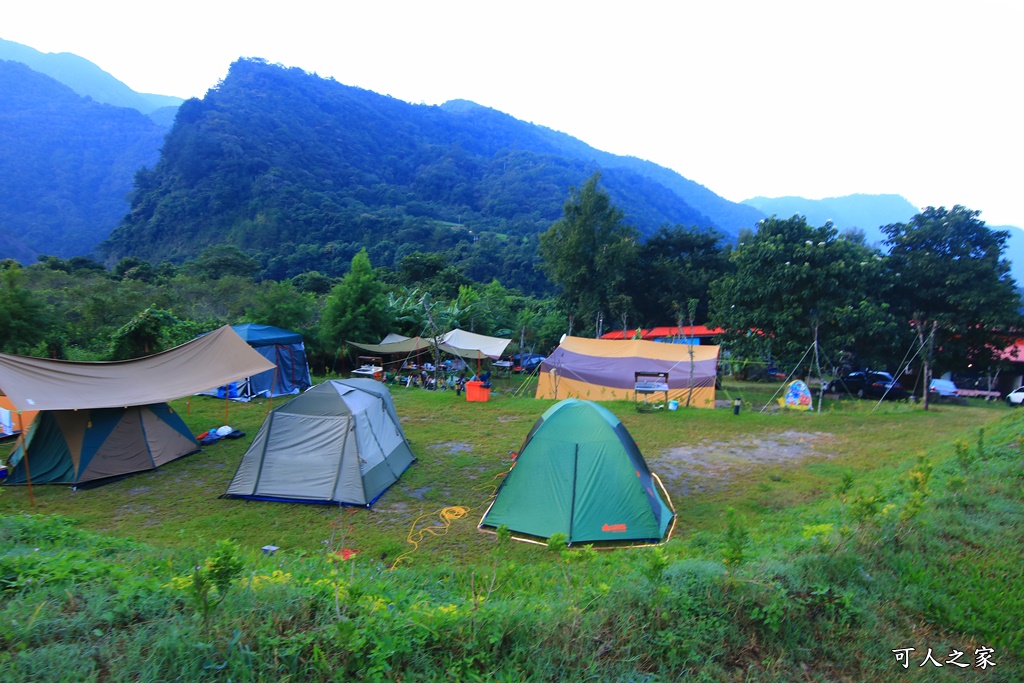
left=535, top=336, right=720, bottom=408
left=0, top=326, right=277, bottom=412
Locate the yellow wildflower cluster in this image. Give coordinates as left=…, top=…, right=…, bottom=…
left=247, top=570, right=293, bottom=591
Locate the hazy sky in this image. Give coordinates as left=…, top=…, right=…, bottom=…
left=5, top=1, right=1022, bottom=227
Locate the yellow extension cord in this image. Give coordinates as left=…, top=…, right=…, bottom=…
left=388, top=471, right=509, bottom=569
left=390, top=505, right=471, bottom=569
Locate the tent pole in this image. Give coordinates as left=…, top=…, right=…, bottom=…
left=267, top=363, right=280, bottom=413
left=814, top=324, right=824, bottom=414
left=16, top=412, right=35, bottom=506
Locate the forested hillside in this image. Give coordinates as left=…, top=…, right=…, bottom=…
left=103, top=59, right=755, bottom=292
left=0, top=60, right=168, bottom=259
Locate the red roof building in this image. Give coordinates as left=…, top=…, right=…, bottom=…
left=600, top=326, right=723, bottom=342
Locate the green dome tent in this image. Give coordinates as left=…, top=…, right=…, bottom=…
left=479, top=399, right=674, bottom=545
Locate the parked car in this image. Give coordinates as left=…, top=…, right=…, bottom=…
left=827, top=371, right=907, bottom=400
left=1005, top=386, right=1024, bottom=406
left=929, top=379, right=966, bottom=404
left=929, top=379, right=959, bottom=397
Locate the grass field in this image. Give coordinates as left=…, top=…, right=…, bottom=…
left=0, top=378, right=1009, bottom=562
left=2, top=377, right=1022, bottom=680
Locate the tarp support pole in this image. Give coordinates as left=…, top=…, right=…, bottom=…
left=17, top=412, right=35, bottom=506
left=267, top=363, right=279, bottom=414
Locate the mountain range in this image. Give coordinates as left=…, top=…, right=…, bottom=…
left=0, top=38, right=182, bottom=123
left=2, top=38, right=1021, bottom=288
left=0, top=58, right=169, bottom=261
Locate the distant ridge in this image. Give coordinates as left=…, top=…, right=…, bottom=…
left=741, top=194, right=919, bottom=244
left=743, top=193, right=1024, bottom=286
left=0, top=60, right=168, bottom=260
left=439, top=100, right=764, bottom=237
left=0, top=37, right=183, bottom=118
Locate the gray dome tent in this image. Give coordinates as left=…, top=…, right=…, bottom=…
left=223, top=379, right=415, bottom=506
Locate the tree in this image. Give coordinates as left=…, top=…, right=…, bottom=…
left=291, top=270, right=335, bottom=295
left=709, top=215, right=897, bottom=377
left=114, top=257, right=156, bottom=282
left=244, top=280, right=314, bottom=332
left=0, top=260, right=51, bottom=354
left=320, top=249, right=390, bottom=354
left=538, top=173, right=639, bottom=337
left=191, top=245, right=259, bottom=280
left=109, top=307, right=178, bottom=360
left=883, top=205, right=1022, bottom=409
left=626, top=225, right=732, bottom=327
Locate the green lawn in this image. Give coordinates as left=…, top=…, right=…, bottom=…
left=1, top=378, right=1010, bottom=564
left=2, top=377, right=1022, bottom=680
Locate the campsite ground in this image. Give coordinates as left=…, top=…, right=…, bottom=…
left=0, top=377, right=1009, bottom=562
left=2, top=376, right=1022, bottom=680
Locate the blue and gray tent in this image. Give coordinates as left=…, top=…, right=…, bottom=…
left=223, top=379, right=415, bottom=506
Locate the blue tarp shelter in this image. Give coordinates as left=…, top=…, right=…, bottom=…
left=202, top=324, right=312, bottom=400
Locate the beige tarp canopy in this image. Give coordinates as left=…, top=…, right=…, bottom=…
left=438, top=329, right=511, bottom=361
left=347, top=329, right=511, bottom=361
left=0, top=325, right=276, bottom=412
left=346, top=334, right=438, bottom=356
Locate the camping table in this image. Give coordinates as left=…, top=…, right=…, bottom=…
left=634, top=371, right=669, bottom=411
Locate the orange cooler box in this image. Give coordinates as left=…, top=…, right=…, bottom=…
left=465, top=381, right=490, bottom=402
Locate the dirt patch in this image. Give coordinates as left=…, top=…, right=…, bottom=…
left=649, top=431, right=835, bottom=496
left=378, top=501, right=409, bottom=516
left=429, top=442, right=473, bottom=454
left=404, top=486, right=432, bottom=500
